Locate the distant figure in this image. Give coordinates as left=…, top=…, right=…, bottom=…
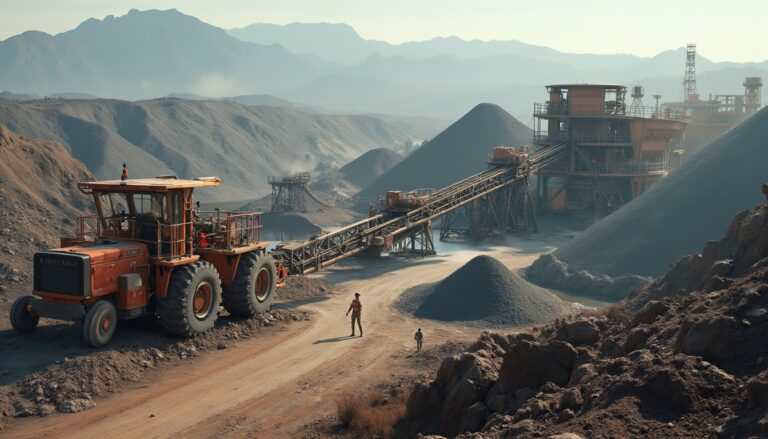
left=121, top=163, right=128, bottom=181
left=346, top=292, right=363, bottom=337
left=763, top=183, right=768, bottom=203
left=415, top=328, right=423, bottom=352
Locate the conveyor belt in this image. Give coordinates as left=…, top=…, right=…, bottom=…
left=272, top=143, right=567, bottom=274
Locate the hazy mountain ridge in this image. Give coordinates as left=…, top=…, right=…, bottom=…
left=2, top=10, right=766, bottom=122
left=0, top=9, right=333, bottom=97
left=0, top=98, right=419, bottom=201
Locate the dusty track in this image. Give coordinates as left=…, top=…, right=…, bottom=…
left=5, top=240, right=558, bottom=438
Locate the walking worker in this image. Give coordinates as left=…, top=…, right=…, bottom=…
left=121, top=163, right=129, bottom=181
left=415, top=328, right=424, bottom=352
left=346, top=292, right=363, bottom=337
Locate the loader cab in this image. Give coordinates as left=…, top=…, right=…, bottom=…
left=76, top=177, right=219, bottom=260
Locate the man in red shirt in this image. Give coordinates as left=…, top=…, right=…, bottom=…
left=346, top=292, right=363, bottom=337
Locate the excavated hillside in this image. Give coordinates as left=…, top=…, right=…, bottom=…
left=0, top=98, right=417, bottom=201
left=403, top=189, right=768, bottom=439
left=356, top=103, right=531, bottom=202
left=0, top=124, right=93, bottom=289
left=549, top=107, right=768, bottom=278
left=339, top=147, right=402, bottom=188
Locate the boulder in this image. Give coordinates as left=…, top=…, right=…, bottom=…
left=559, top=387, right=583, bottom=410
left=459, top=401, right=489, bottom=433
left=631, top=300, right=670, bottom=326
left=58, top=398, right=96, bottom=413
left=569, top=363, right=596, bottom=386
left=495, top=340, right=577, bottom=393
left=624, top=326, right=653, bottom=353
left=410, top=348, right=503, bottom=436
left=555, top=319, right=601, bottom=346
left=558, top=408, right=575, bottom=423
left=675, top=315, right=743, bottom=362
left=747, top=371, right=768, bottom=407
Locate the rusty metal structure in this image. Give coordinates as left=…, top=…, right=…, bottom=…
left=666, top=44, right=763, bottom=153
left=533, top=84, right=686, bottom=217
left=273, top=144, right=568, bottom=274
left=268, top=173, right=327, bottom=213
left=683, top=43, right=698, bottom=102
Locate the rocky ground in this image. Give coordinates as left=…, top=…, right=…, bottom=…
left=297, top=341, right=470, bottom=439
left=402, top=199, right=768, bottom=438
left=0, top=275, right=338, bottom=432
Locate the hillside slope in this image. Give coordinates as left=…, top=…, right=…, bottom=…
left=357, top=103, right=531, bottom=201
left=0, top=124, right=93, bottom=280
left=340, top=148, right=402, bottom=188
left=0, top=98, right=416, bottom=200
left=552, top=107, right=768, bottom=277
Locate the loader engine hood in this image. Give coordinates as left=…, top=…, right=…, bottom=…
left=34, top=241, right=147, bottom=297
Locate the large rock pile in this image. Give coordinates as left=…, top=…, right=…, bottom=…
left=395, top=255, right=571, bottom=327
left=357, top=103, right=531, bottom=202
left=526, top=254, right=650, bottom=301
left=549, top=107, right=768, bottom=278
left=339, top=147, right=402, bottom=188
left=403, top=189, right=768, bottom=438
left=627, top=201, right=768, bottom=309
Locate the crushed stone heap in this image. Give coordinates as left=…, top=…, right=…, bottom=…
left=395, top=255, right=571, bottom=327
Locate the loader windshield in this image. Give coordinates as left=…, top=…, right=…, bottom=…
left=98, top=192, right=129, bottom=218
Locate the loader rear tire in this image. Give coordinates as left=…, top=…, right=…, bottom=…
left=83, top=300, right=117, bottom=347
left=222, top=253, right=277, bottom=317
left=10, top=295, right=39, bottom=333
left=156, top=261, right=221, bottom=337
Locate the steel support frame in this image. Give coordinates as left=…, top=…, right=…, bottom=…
left=391, top=221, right=435, bottom=256
left=272, top=143, right=567, bottom=275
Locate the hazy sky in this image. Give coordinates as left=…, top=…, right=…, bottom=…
left=2, top=0, right=765, bottom=63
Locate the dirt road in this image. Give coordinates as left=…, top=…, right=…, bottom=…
left=5, top=238, right=562, bottom=438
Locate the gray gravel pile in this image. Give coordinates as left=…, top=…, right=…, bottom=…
left=340, top=147, right=402, bottom=188
left=553, top=107, right=768, bottom=277
left=357, top=103, right=531, bottom=202
left=395, top=255, right=570, bottom=327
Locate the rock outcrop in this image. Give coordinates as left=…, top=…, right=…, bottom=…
left=404, top=188, right=768, bottom=438
left=526, top=254, right=650, bottom=301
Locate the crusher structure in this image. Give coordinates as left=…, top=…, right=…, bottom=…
left=533, top=84, right=686, bottom=217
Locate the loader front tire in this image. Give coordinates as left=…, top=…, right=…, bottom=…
left=10, top=295, right=39, bottom=333
left=222, top=253, right=277, bottom=317
left=156, top=261, right=221, bottom=337
left=83, top=300, right=117, bottom=347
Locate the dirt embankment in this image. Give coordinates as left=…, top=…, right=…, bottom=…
left=0, top=124, right=93, bottom=299
left=402, top=194, right=768, bottom=438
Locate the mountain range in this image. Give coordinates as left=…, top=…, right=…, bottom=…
left=2, top=9, right=767, bottom=121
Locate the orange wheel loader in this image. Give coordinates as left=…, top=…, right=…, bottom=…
left=9, top=176, right=288, bottom=347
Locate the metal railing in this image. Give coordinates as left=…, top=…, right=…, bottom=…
left=533, top=131, right=632, bottom=144
left=69, top=211, right=263, bottom=260
left=542, top=160, right=668, bottom=175
left=534, top=102, right=685, bottom=121
left=197, top=211, right=262, bottom=249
